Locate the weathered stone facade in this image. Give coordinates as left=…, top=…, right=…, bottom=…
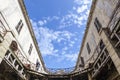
left=0, top=0, right=46, bottom=79
left=0, top=0, right=120, bottom=80
left=75, top=0, right=120, bottom=80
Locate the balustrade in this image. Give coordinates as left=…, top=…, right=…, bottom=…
left=47, top=67, right=75, bottom=75
left=0, top=20, right=7, bottom=42
left=107, top=6, right=120, bottom=51
left=4, top=50, right=26, bottom=79
left=91, top=42, right=110, bottom=78
left=109, top=19, right=120, bottom=49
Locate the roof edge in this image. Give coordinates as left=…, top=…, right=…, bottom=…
left=18, top=0, right=47, bottom=73
left=75, top=0, right=98, bottom=70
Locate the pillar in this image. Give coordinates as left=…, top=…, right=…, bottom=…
left=88, top=73, right=93, bottom=80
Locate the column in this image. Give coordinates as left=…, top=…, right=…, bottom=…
left=88, top=73, right=93, bottom=80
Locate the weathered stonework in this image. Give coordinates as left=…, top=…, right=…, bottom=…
left=0, top=0, right=120, bottom=80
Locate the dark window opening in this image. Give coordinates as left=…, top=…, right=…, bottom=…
left=86, top=42, right=91, bottom=54
left=28, top=44, right=33, bottom=55
left=94, top=17, right=102, bottom=32
left=79, top=57, right=84, bottom=67
left=99, top=40, right=105, bottom=50
left=16, top=19, right=23, bottom=34
left=36, top=59, right=40, bottom=71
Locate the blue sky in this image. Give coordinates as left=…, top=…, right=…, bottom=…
left=24, top=0, right=92, bottom=68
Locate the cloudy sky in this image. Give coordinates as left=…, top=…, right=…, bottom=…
left=24, top=0, right=92, bottom=68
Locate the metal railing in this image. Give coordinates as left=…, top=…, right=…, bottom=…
left=46, top=67, right=75, bottom=75
left=13, top=49, right=77, bottom=75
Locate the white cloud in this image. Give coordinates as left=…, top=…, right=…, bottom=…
left=43, top=16, right=60, bottom=22
left=74, top=0, right=92, bottom=5
left=71, top=41, right=75, bottom=44
left=30, top=19, right=37, bottom=27
left=59, top=4, right=90, bottom=28
left=77, top=5, right=88, bottom=13
left=69, top=44, right=73, bottom=47
left=31, top=19, right=79, bottom=64
left=74, top=0, right=82, bottom=5
left=86, top=9, right=90, bottom=15
left=64, top=53, right=78, bottom=62
left=77, top=16, right=84, bottom=21
left=59, top=13, right=79, bottom=28
left=74, top=19, right=82, bottom=26
left=37, top=27, right=58, bottom=56
left=69, top=41, right=75, bottom=47
left=83, top=0, right=92, bottom=5
left=63, top=47, right=68, bottom=51
left=73, top=6, right=76, bottom=10
left=56, top=53, right=78, bottom=62
left=30, top=0, right=92, bottom=66
left=74, top=38, right=78, bottom=41
left=31, top=20, right=75, bottom=57
left=38, top=20, right=47, bottom=26
left=52, top=16, right=60, bottom=20
left=82, top=30, right=85, bottom=34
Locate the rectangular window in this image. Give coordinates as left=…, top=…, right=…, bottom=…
left=91, top=33, right=97, bottom=47
left=79, top=57, right=84, bottom=67
left=0, top=20, right=6, bottom=42
left=94, top=17, right=102, bottom=32
left=0, top=20, right=6, bottom=36
left=15, top=19, right=23, bottom=34
left=99, top=40, right=105, bottom=51
left=28, top=44, right=33, bottom=55
left=36, top=59, right=40, bottom=71
left=86, top=42, right=91, bottom=54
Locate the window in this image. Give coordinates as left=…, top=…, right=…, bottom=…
left=0, top=20, right=6, bottom=36
left=86, top=42, right=91, bottom=54
left=91, top=33, right=97, bottom=47
left=15, top=19, right=23, bottom=34
left=0, top=20, right=5, bottom=42
left=99, top=40, right=105, bottom=50
left=28, top=44, right=33, bottom=55
left=79, top=57, right=84, bottom=67
left=94, top=17, right=102, bottom=32
left=36, top=59, right=40, bottom=71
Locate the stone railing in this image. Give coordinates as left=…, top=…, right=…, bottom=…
left=15, top=49, right=36, bottom=71
left=86, top=41, right=103, bottom=66
left=4, top=50, right=27, bottom=79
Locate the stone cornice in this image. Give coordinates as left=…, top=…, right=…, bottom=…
left=17, top=0, right=47, bottom=72
left=75, top=0, right=98, bottom=70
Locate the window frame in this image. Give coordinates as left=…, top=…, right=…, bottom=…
left=28, top=44, right=33, bottom=55
left=86, top=42, right=91, bottom=54
left=79, top=56, right=84, bottom=67
left=15, top=19, right=23, bottom=34
left=94, top=17, right=102, bottom=33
